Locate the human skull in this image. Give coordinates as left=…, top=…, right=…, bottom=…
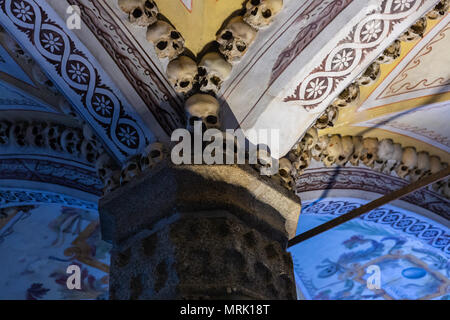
left=61, top=128, right=82, bottom=156
left=43, top=125, right=61, bottom=151
left=217, top=17, right=257, bottom=63
left=429, top=156, right=444, bottom=192
left=0, top=121, right=10, bottom=145
left=409, top=151, right=431, bottom=182
left=302, top=127, right=319, bottom=152
left=120, top=158, right=141, bottom=185
left=399, top=17, right=427, bottom=42
left=103, top=170, right=121, bottom=195
left=314, top=106, right=339, bottom=129
left=185, top=94, right=220, bottom=131
left=9, top=122, right=29, bottom=147
left=429, top=156, right=443, bottom=175
left=382, top=143, right=403, bottom=174
left=427, top=0, right=450, bottom=20
left=377, top=40, right=401, bottom=65
left=198, top=52, right=232, bottom=93
left=356, top=62, right=381, bottom=86
left=147, top=21, right=184, bottom=60
left=349, top=136, right=364, bottom=166
left=335, top=135, right=354, bottom=166
left=395, top=147, right=418, bottom=179
left=373, top=138, right=394, bottom=172
left=323, top=135, right=343, bottom=167
left=167, top=55, right=197, bottom=94
left=360, top=137, right=378, bottom=168
left=81, top=140, right=99, bottom=163
left=331, top=83, right=360, bottom=108
left=118, top=0, right=159, bottom=27
left=311, top=135, right=329, bottom=161
left=292, top=150, right=311, bottom=175
left=25, top=122, right=46, bottom=148
left=243, top=0, right=284, bottom=29
left=255, top=148, right=277, bottom=175
left=278, top=157, right=293, bottom=179
left=440, top=179, right=450, bottom=199
left=140, top=142, right=165, bottom=171
left=96, top=153, right=115, bottom=182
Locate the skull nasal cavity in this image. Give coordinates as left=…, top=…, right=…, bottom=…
left=132, top=8, right=142, bottom=18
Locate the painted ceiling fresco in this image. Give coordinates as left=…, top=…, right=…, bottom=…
left=0, top=204, right=110, bottom=300
left=1, top=198, right=448, bottom=300
left=324, top=12, right=450, bottom=162
left=289, top=197, right=450, bottom=300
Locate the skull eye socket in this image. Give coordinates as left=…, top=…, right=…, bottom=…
left=170, top=31, right=180, bottom=39
left=338, top=156, right=345, bottom=161
left=401, top=166, right=408, bottom=171
left=206, top=115, right=218, bottom=125
left=221, top=31, right=233, bottom=41
left=179, top=81, right=190, bottom=88
left=262, top=9, right=272, bottom=18
left=414, top=169, right=421, bottom=175
left=367, top=154, right=373, bottom=159
left=132, top=8, right=143, bottom=18
left=145, top=0, right=154, bottom=9
left=251, top=0, right=260, bottom=5
left=156, top=41, right=168, bottom=50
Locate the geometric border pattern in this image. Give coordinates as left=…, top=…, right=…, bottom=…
left=0, top=0, right=152, bottom=161
left=67, top=0, right=185, bottom=134
left=302, top=199, right=450, bottom=253
left=284, top=0, right=430, bottom=110
left=0, top=188, right=97, bottom=210
left=0, top=158, right=102, bottom=196
left=296, top=167, right=450, bottom=220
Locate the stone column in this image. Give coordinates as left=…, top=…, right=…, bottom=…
left=99, top=160, right=301, bottom=300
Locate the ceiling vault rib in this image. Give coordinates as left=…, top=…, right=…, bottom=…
left=288, top=166, right=450, bottom=247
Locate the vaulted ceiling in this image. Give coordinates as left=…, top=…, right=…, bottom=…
left=323, top=13, right=450, bottom=163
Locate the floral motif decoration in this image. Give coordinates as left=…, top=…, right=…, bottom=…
left=41, top=32, right=63, bottom=53
left=12, top=1, right=33, bottom=22
left=284, top=0, right=422, bottom=110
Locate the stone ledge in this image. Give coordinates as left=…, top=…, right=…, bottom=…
left=100, top=160, right=301, bottom=243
